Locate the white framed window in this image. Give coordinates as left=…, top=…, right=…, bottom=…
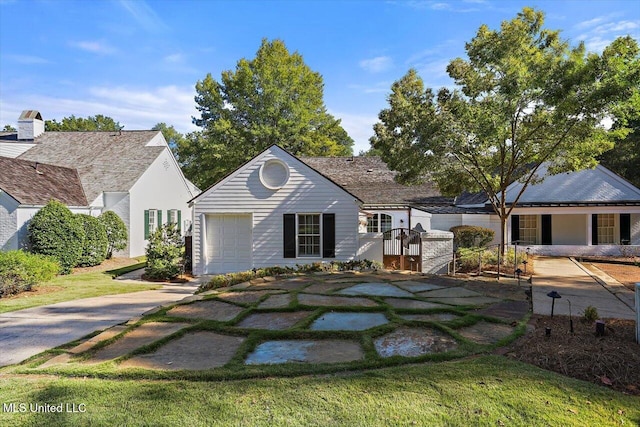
left=367, top=213, right=393, bottom=232
left=597, top=214, right=615, bottom=244
left=168, top=209, right=179, bottom=224
left=298, top=214, right=320, bottom=257
left=148, top=209, right=157, bottom=233
left=519, top=215, right=537, bottom=245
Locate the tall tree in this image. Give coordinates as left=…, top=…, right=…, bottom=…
left=152, top=122, right=187, bottom=156
left=180, top=39, right=353, bottom=188
left=370, top=8, right=639, bottom=255
left=599, top=118, right=640, bottom=188
left=45, top=115, right=121, bottom=131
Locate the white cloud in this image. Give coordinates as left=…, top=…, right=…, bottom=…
left=359, top=56, right=393, bottom=73
left=348, top=81, right=391, bottom=94
left=574, top=16, right=608, bottom=30
left=431, top=3, right=451, bottom=11
left=70, top=40, right=117, bottom=55
left=330, top=110, right=378, bottom=154
left=118, top=0, right=168, bottom=33
left=593, top=20, right=639, bottom=34
left=0, top=85, right=198, bottom=134
left=164, top=53, right=185, bottom=63
left=3, top=54, right=50, bottom=64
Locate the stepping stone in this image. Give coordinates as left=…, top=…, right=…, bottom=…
left=337, top=283, right=413, bottom=297
left=68, top=325, right=128, bottom=354
left=374, top=327, right=458, bottom=357
left=457, top=321, right=514, bottom=345
left=298, top=293, right=378, bottom=307
left=257, top=293, right=292, bottom=309
left=425, top=296, right=500, bottom=307
left=393, top=281, right=444, bottom=293
left=235, top=312, right=311, bottom=330
left=245, top=340, right=363, bottom=365
left=250, top=279, right=312, bottom=291
left=417, top=287, right=483, bottom=298
left=400, top=313, right=461, bottom=322
left=385, top=298, right=447, bottom=310
left=217, top=290, right=282, bottom=304
left=476, top=300, right=530, bottom=321
left=167, top=300, right=244, bottom=322
left=121, top=332, right=244, bottom=370
left=303, top=283, right=352, bottom=294
left=90, top=322, right=189, bottom=363
left=309, top=312, right=388, bottom=331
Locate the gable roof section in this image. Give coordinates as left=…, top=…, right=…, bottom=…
left=18, top=131, right=164, bottom=202
left=190, top=145, right=362, bottom=204
left=299, top=156, right=451, bottom=205
left=0, top=157, right=87, bottom=206
left=504, top=164, right=640, bottom=206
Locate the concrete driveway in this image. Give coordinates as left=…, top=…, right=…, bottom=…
left=532, top=257, right=636, bottom=320
left=0, top=282, right=197, bottom=367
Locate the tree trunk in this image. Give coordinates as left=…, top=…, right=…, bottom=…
left=499, top=214, right=508, bottom=260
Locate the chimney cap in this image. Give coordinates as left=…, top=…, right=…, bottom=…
left=19, top=110, right=43, bottom=121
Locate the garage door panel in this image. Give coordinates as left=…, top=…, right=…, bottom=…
left=205, top=214, right=252, bottom=274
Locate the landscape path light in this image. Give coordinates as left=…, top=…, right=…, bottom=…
left=547, top=291, right=561, bottom=317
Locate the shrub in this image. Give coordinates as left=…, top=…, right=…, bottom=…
left=583, top=305, right=599, bottom=322
left=76, top=214, right=108, bottom=267
left=99, top=211, right=128, bottom=259
left=145, top=223, right=184, bottom=280
left=450, top=225, right=495, bottom=248
left=0, top=250, right=59, bottom=298
left=28, top=200, right=85, bottom=274
left=457, top=247, right=527, bottom=271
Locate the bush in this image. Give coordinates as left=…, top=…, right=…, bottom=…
left=28, top=200, right=85, bottom=274
left=76, top=214, right=108, bottom=267
left=99, top=211, right=128, bottom=259
left=450, top=225, right=495, bottom=248
left=0, top=250, right=59, bottom=298
left=583, top=305, right=599, bottom=322
left=145, top=223, right=184, bottom=280
left=457, top=247, right=527, bottom=271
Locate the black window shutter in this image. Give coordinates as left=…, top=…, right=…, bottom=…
left=592, top=214, right=598, bottom=245
left=620, top=214, right=631, bottom=244
left=541, top=215, right=552, bottom=245
left=283, top=214, right=296, bottom=258
left=322, top=213, right=336, bottom=258
left=511, top=215, right=520, bottom=243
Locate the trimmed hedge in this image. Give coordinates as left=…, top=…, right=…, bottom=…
left=450, top=225, right=495, bottom=248
left=457, top=247, right=527, bottom=271
left=0, top=250, right=59, bottom=298
left=28, top=200, right=85, bottom=274
left=99, top=211, right=128, bottom=259
left=145, top=223, right=184, bottom=280
left=76, top=214, right=108, bottom=267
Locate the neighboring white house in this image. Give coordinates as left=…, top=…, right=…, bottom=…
left=0, top=110, right=199, bottom=257
left=190, top=145, right=361, bottom=275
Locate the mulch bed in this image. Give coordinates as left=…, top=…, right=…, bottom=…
left=505, top=314, right=640, bottom=395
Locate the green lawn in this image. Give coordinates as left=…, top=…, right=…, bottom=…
left=0, top=356, right=637, bottom=426
left=0, top=266, right=160, bottom=314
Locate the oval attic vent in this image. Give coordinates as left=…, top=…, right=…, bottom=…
left=259, top=159, right=290, bottom=190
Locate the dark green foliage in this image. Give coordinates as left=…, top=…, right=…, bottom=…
left=76, top=214, right=108, bottom=267
left=145, top=223, right=184, bottom=280
left=98, top=211, right=128, bottom=258
left=599, top=119, right=640, bottom=188
left=181, top=39, right=353, bottom=188
left=45, top=114, right=121, bottom=132
left=28, top=200, right=85, bottom=274
left=0, top=250, right=60, bottom=297
left=450, top=225, right=495, bottom=248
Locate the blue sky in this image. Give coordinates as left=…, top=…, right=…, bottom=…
left=1, top=0, right=639, bottom=154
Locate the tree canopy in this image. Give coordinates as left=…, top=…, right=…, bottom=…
left=45, top=114, right=122, bottom=132
left=177, top=39, right=353, bottom=188
left=370, top=8, right=639, bottom=254
left=599, top=118, right=640, bottom=188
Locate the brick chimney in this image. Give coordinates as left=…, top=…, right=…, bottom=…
left=17, top=110, right=45, bottom=140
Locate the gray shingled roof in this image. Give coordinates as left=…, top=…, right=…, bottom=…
left=0, top=157, right=87, bottom=205
left=299, top=156, right=451, bottom=205
left=18, top=131, right=164, bottom=202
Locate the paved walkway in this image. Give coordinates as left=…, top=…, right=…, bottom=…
left=0, top=282, right=198, bottom=367
left=532, top=257, right=636, bottom=320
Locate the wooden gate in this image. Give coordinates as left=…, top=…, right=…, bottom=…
left=382, top=228, right=422, bottom=272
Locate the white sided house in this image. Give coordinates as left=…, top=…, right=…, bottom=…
left=0, top=110, right=198, bottom=256
left=190, top=145, right=361, bottom=275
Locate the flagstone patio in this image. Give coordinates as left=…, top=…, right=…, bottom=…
left=41, top=271, right=531, bottom=370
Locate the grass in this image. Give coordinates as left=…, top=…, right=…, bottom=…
left=0, top=356, right=637, bottom=426
left=0, top=265, right=160, bottom=314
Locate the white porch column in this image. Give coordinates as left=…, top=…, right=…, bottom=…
left=586, top=213, right=593, bottom=246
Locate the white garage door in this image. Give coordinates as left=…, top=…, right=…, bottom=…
left=205, top=214, right=252, bottom=274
